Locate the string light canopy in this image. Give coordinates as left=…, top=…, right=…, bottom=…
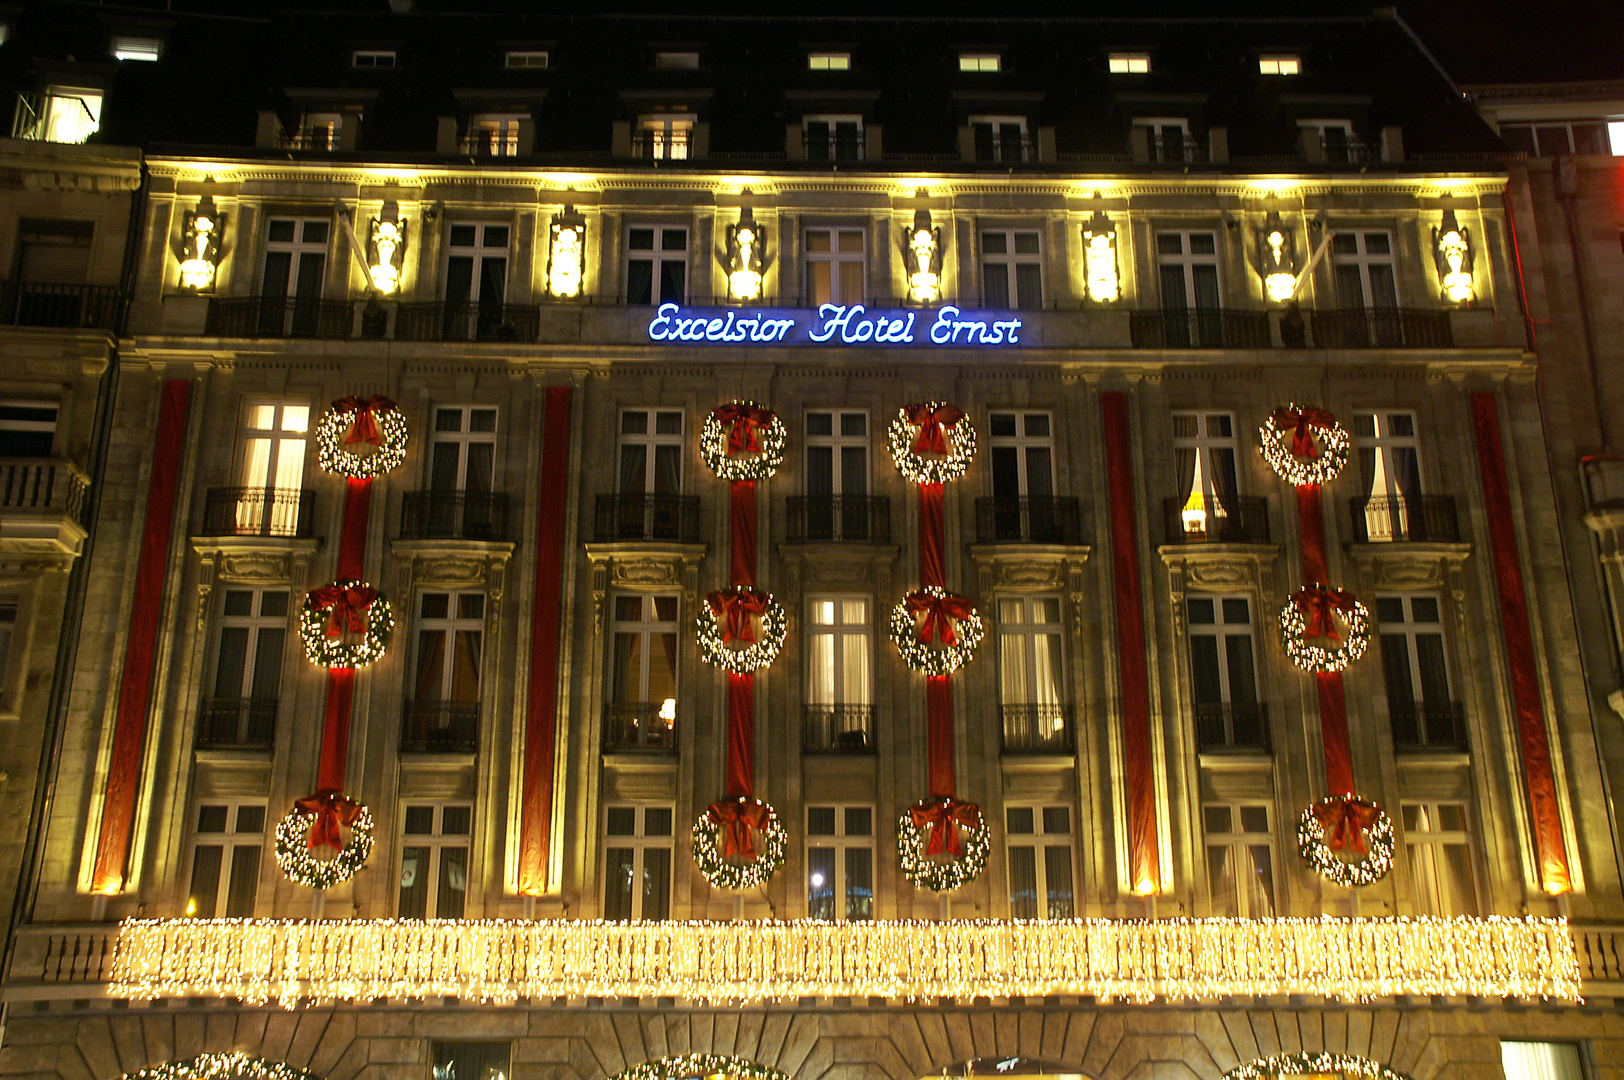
left=108, top=915, right=1581, bottom=1006
left=1223, top=1053, right=1410, bottom=1080
left=117, top=1054, right=320, bottom=1080
left=609, top=1056, right=791, bottom=1080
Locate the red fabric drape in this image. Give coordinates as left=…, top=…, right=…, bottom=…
left=730, top=480, right=756, bottom=588
left=92, top=379, right=192, bottom=894
left=317, top=667, right=356, bottom=793
left=906, top=590, right=973, bottom=645
left=1295, top=480, right=1357, bottom=798
left=1317, top=671, right=1355, bottom=796
left=518, top=386, right=572, bottom=895
left=337, top=477, right=371, bottom=582
left=306, top=472, right=375, bottom=816
left=1296, top=484, right=1329, bottom=586
left=926, top=675, right=956, bottom=799
left=918, top=481, right=945, bottom=590
left=907, top=404, right=965, bottom=455
left=1471, top=390, right=1573, bottom=894
left=725, top=671, right=754, bottom=799
left=295, top=791, right=364, bottom=853
left=909, top=797, right=979, bottom=856
left=1101, top=392, right=1160, bottom=894
left=707, top=798, right=770, bottom=859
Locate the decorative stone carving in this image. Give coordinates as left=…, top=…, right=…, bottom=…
left=221, top=552, right=292, bottom=583
left=418, top=557, right=488, bottom=587
left=613, top=559, right=680, bottom=586
left=1185, top=559, right=1253, bottom=588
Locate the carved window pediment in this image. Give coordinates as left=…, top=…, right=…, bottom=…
left=1343, top=541, right=1470, bottom=593
left=1159, top=542, right=1280, bottom=595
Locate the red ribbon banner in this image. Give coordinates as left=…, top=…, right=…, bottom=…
left=707, top=798, right=769, bottom=859
left=908, top=403, right=965, bottom=455
left=906, top=590, right=973, bottom=646
left=333, top=395, right=397, bottom=446
left=1272, top=406, right=1337, bottom=459
left=713, top=402, right=773, bottom=456
left=1292, top=462, right=1353, bottom=798
left=308, top=584, right=379, bottom=637
left=312, top=463, right=376, bottom=816
left=909, top=798, right=980, bottom=857
left=295, top=790, right=365, bottom=852
left=1312, top=798, right=1380, bottom=855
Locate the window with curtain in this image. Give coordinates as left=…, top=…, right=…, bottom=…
left=259, top=218, right=328, bottom=335
left=410, top=593, right=484, bottom=749
left=998, top=595, right=1066, bottom=751
left=1332, top=231, right=1400, bottom=346
left=1186, top=595, right=1264, bottom=751
left=202, top=588, right=287, bottom=747
left=444, top=222, right=509, bottom=339
left=1355, top=410, right=1422, bottom=541
left=1403, top=801, right=1478, bottom=916
left=805, top=410, right=869, bottom=541
left=807, top=805, right=874, bottom=920
left=618, top=408, right=684, bottom=540
left=399, top=803, right=471, bottom=919
left=1204, top=802, right=1275, bottom=916
left=429, top=406, right=497, bottom=494
left=1006, top=805, right=1075, bottom=919
left=981, top=230, right=1042, bottom=307
left=607, top=593, right=679, bottom=751
left=187, top=802, right=264, bottom=918
left=1502, top=1043, right=1585, bottom=1080
left=1377, top=594, right=1457, bottom=749
left=989, top=410, right=1055, bottom=541
left=431, top=1042, right=511, bottom=1080
left=603, top=804, right=672, bottom=919
left=805, top=227, right=865, bottom=306
left=1171, top=410, right=1239, bottom=538
left=625, top=225, right=688, bottom=306
left=238, top=402, right=309, bottom=537
left=1156, top=230, right=1221, bottom=345
left=805, top=596, right=871, bottom=750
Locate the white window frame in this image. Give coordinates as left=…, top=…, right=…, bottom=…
left=411, top=592, right=485, bottom=704
left=980, top=230, right=1043, bottom=308
left=804, top=409, right=869, bottom=497
left=805, top=595, right=873, bottom=750
left=1258, top=55, right=1301, bottom=75
left=806, top=804, right=875, bottom=921
left=803, top=113, right=865, bottom=160
left=1377, top=593, right=1451, bottom=702
left=618, top=408, right=684, bottom=494
left=292, top=112, right=342, bottom=151
left=466, top=113, right=525, bottom=156
left=1355, top=409, right=1421, bottom=540
left=638, top=114, right=695, bottom=160
left=504, top=50, right=549, bottom=68
left=351, top=49, right=396, bottom=68
left=1109, top=52, right=1151, bottom=73
left=804, top=226, right=866, bottom=306
left=808, top=52, right=850, bottom=70
left=204, top=587, right=288, bottom=746
left=1331, top=230, right=1398, bottom=308
left=1155, top=229, right=1221, bottom=312
left=654, top=51, right=699, bottom=69
left=111, top=36, right=161, bottom=62
left=624, top=224, right=689, bottom=306
left=186, top=801, right=265, bottom=919
left=997, top=595, right=1067, bottom=752
left=1138, top=117, right=1193, bottom=161
left=1005, top=804, right=1076, bottom=919
left=987, top=409, right=1053, bottom=498
left=1171, top=410, right=1239, bottom=537
left=602, top=803, right=674, bottom=920
left=1501, top=1043, right=1585, bottom=1080
left=968, top=115, right=1031, bottom=163
left=1202, top=801, right=1276, bottom=917
left=428, top=405, right=499, bottom=492
left=260, top=218, right=330, bottom=300
left=237, top=401, right=310, bottom=536
left=959, top=53, right=1001, bottom=72
left=1301, top=119, right=1365, bottom=161
left=36, top=86, right=101, bottom=144
left=1185, top=594, right=1262, bottom=752
left=607, top=593, right=680, bottom=750
left=398, top=803, right=472, bottom=919
left=444, top=222, right=510, bottom=305
left=1401, top=800, right=1480, bottom=917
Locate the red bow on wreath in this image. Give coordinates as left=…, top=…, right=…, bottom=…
left=309, top=584, right=379, bottom=637
left=907, top=404, right=966, bottom=456
left=333, top=395, right=398, bottom=446
left=1296, top=585, right=1356, bottom=643
left=1312, top=798, right=1380, bottom=855
left=708, top=589, right=767, bottom=643
left=906, top=590, right=974, bottom=646
left=295, top=790, right=364, bottom=852
left=1272, top=406, right=1338, bottom=460
left=707, top=799, right=770, bottom=859
left=712, top=403, right=774, bottom=456
left=909, top=798, right=981, bottom=857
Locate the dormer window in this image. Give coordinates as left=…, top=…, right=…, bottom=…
left=1300, top=120, right=1367, bottom=164
left=352, top=50, right=396, bottom=68
left=1137, top=118, right=1195, bottom=163
left=655, top=51, right=699, bottom=70
left=290, top=112, right=343, bottom=152
left=637, top=114, right=694, bottom=160
left=505, top=50, right=549, bottom=68
left=804, top=115, right=864, bottom=161
left=466, top=113, right=526, bottom=156
left=959, top=53, right=1000, bottom=72
left=111, top=36, right=162, bottom=62
left=14, top=86, right=102, bottom=144
left=1259, top=54, right=1301, bottom=75
left=1109, top=52, right=1151, bottom=73
left=808, top=52, right=851, bottom=71
left=969, top=115, right=1030, bottom=163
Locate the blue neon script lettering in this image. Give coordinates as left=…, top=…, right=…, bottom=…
left=644, top=303, right=1024, bottom=347
left=646, top=303, right=796, bottom=343
left=928, top=306, right=1024, bottom=345
left=807, top=305, right=917, bottom=344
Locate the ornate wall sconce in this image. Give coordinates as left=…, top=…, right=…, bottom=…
left=547, top=206, right=586, bottom=300
left=727, top=207, right=765, bottom=302
left=1433, top=208, right=1474, bottom=304
left=904, top=209, right=942, bottom=305
left=1081, top=208, right=1119, bottom=303
left=1258, top=209, right=1297, bottom=303
left=367, top=202, right=406, bottom=295
left=178, top=194, right=223, bottom=291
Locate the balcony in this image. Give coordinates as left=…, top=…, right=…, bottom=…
left=804, top=130, right=866, bottom=162
left=400, top=491, right=510, bottom=542
left=205, top=296, right=353, bottom=339
left=1129, top=309, right=1270, bottom=349
left=1349, top=495, right=1461, bottom=543
left=1001, top=703, right=1075, bottom=754
left=0, top=458, right=90, bottom=559
left=0, top=282, right=123, bottom=331
left=603, top=702, right=677, bottom=753
left=1149, top=134, right=1207, bottom=163
left=1163, top=495, right=1270, bottom=545
left=1310, top=308, right=1452, bottom=349
left=401, top=702, right=480, bottom=754
left=394, top=301, right=541, bottom=343
left=803, top=704, right=875, bottom=752
left=975, top=496, right=1084, bottom=545
left=1194, top=702, right=1271, bottom=753
left=1390, top=699, right=1469, bottom=752
left=593, top=493, right=701, bottom=543
left=785, top=496, right=890, bottom=543
left=195, top=697, right=276, bottom=749
left=199, top=487, right=314, bottom=539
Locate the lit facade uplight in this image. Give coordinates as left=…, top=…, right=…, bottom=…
left=1433, top=208, right=1474, bottom=304
left=1081, top=208, right=1119, bottom=302
left=178, top=194, right=223, bottom=291
left=727, top=207, right=764, bottom=302
left=904, top=208, right=942, bottom=305
left=1258, top=209, right=1297, bottom=303
left=547, top=206, right=586, bottom=299
left=367, top=202, right=405, bottom=294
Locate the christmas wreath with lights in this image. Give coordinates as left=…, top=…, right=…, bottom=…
left=690, top=797, right=787, bottom=891
left=1280, top=584, right=1370, bottom=674
left=1223, top=1053, right=1409, bottom=1080
left=1258, top=404, right=1350, bottom=487
left=274, top=792, right=374, bottom=889
left=888, top=402, right=977, bottom=484
left=300, top=580, right=393, bottom=668
left=890, top=585, right=984, bottom=675
left=696, top=586, right=787, bottom=673
left=316, top=395, right=409, bottom=479
left=1298, top=793, right=1395, bottom=887
left=702, top=401, right=787, bottom=481
left=119, top=1054, right=321, bottom=1080
left=898, top=796, right=990, bottom=892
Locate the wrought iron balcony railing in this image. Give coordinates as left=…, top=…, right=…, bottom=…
left=401, top=702, right=480, bottom=753
left=1162, top=495, right=1270, bottom=545
left=1001, top=703, right=1075, bottom=754
left=975, top=496, right=1084, bottom=544
left=804, top=131, right=867, bottom=161
left=1129, top=309, right=1271, bottom=348
left=803, top=704, right=875, bottom=752
left=593, top=493, right=701, bottom=543
left=0, top=282, right=124, bottom=330
left=0, top=458, right=89, bottom=526
left=1390, top=699, right=1468, bottom=752
left=400, top=490, right=510, bottom=542
left=199, top=487, right=314, bottom=539
left=1349, top=494, right=1461, bottom=543
left=603, top=702, right=677, bottom=752
left=785, top=495, right=891, bottom=543
left=205, top=296, right=353, bottom=339
left=394, top=301, right=540, bottom=343
left=195, top=697, right=277, bottom=749
left=1310, top=308, right=1452, bottom=348
left=1194, top=702, right=1271, bottom=753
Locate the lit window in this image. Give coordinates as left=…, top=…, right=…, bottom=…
left=465, top=113, right=525, bottom=156
left=804, top=227, right=865, bottom=306
left=352, top=50, right=396, bottom=68
left=1402, top=802, right=1478, bottom=916
left=1171, top=411, right=1240, bottom=541
left=406, top=593, right=484, bottom=752
left=1354, top=410, right=1421, bottom=539
left=997, top=596, right=1068, bottom=751
left=1204, top=803, right=1275, bottom=916
left=1109, top=52, right=1150, bottom=73
left=807, top=805, right=874, bottom=920
left=399, top=804, right=472, bottom=918
left=805, top=595, right=872, bottom=749
left=504, top=50, right=548, bottom=68
left=959, top=53, right=1000, bottom=72
left=1502, top=1043, right=1583, bottom=1080
left=111, top=36, right=161, bottom=62
left=237, top=401, right=310, bottom=536
left=1611, top=121, right=1624, bottom=155
left=808, top=52, right=850, bottom=70
left=1007, top=805, right=1075, bottom=918
left=1258, top=54, right=1300, bottom=75
left=655, top=50, right=699, bottom=69
left=603, top=804, right=672, bottom=919
left=606, top=593, right=680, bottom=750
left=637, top=114, right=694, bottom=160
left=186, top=803, right=265, bottom=918
left=16, top=86, right=102, bottom=145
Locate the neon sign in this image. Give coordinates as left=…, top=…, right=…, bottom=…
left=645, top=303, right=1025, bottom=347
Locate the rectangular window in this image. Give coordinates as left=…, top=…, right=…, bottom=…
left=429, top=405, right=498, bottom=494
left=200, top=588, right=287, bottom=748
left=997, top=596, right=1067, bottom=752
left=1187, top=595, right=1264, bottom=751
left=260, top=217, right=330, bottom=334
left=1156, top=230, right=1221, bottom=344
left=804, top=114, right=864, bottom=162
left=444, top=222, right=509, bottom=340
left=1355, top=410, right=1422, bottom=539
left=805, top=596, right=872, bottom=750
left=807, top=805, right=874, bottom=920
left=606, top=594, right=679, bottom=751
left=603, top=804, right=673, bottom=919
left=237, top=402, right=310, bottom=536
left=1258, top=54, right=1300, bottom=75
left=0, top=401, right=57, bottom=457
left=18, top=219, right=91, bottom=284
left=626, top=225, right=688, bottom=306
left=1331, top=230, right=1399, bottom=323
left=1006, top=805, right=1075, bottom=918
left=0, top=596, right=16, bottom=695
left=615, top=408, right=684, bottom=540
left=655, top=50, right=699, bottom=69
left=23, top=86, right=102, bottom=144
left=1204, top=803, right=1275, bottom=916
left=959, top=53, right=1000, bottom=72
left=1402, top=801, right=1478, bottom=916
left=1138, top=117, right=1193, bottom=162
left=987, top=410, right=1057, bottom=540
left=803, top=409, right=869, bottom=540
left=352, top=50, right=396, bottom=67
left=808, top=52, right=850, bottom=70
left=407, top=593, right=484, bottom=752
left=1109, top=52, right=1151, bottom=73
left=805, top=227, right=865, bottom=306
left=466, top=113, right=525, bottom=156
left=291, top=111, right=342, bottom=151
left=111, top=36, right=161, bottom=62
left=504, top=50, right=548, bottom=68
left=399, top=804, right=471, bottom=918
left=1502, top=1044, right=1584, bottom=1080
left=1377, top=594, right=1459, bottom=750
left=187, top=802, right=265, bottom=918
left=1301, top=119, right=1366, bottom=163
left=637, top=115, right=694, bottom=160
left=1171, top=411, right=1239, bottom=539
left=981, top=230, right=1042, bottom=308
left=969, top=116, right=1030, bottom=163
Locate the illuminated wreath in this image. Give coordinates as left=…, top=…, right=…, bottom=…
left=898, top=797, right=990, bottom=892
left=1280, top=584, right=1370, bottom=673
left=1297, top=794, right=1395, bottom=887
left=274, top=793, right=374, bottom=889
left=119, top=1054, right=321, bottom=1080
left=702, top=401, right=787, bottom=481
left=890, top=585, right=984, bottom=675
left=696, top=586, right=787, bottom=673
left=1258, top=404, right=1350, bottom=487
left=316, top=395, right=409, bottom=479
left=888, top=402, right=977, bottom=484
left=1223, top=1054, right=1409, bottom=1080
left=609, top=1058, right=794, bottom=1080
left=690, top=797, right=787, bottom=891
left=300, top=580, right=393, bottom=668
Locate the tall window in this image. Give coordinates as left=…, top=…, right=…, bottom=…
left=1302, top=120, right=1364, bottom=163
left=998, top=596, right=1067, bottom=751
left=603, top=804, right=672, bottom=919
left=607, top=594, right=678, bottom=751
left=970, top=117, right=1030, bottom=163
left=805, top=227, right=864, bottom=306
left=804, top=409, right=869, bottom=540
left=238, top=403, right=309, bottom=536
left=0, top=596, right=16, bottom=694
left=988, top=410, right=1056, bottom=541
left=1331, top=231, right=1399, bottom=345
left=1187, top=596, right=1264, bottom=751
left=259, top=218, right=329, bottom=335
left=807, top=805, right=874, bottom=920
left=1355, top=410, right=1422, bottom=540
left=981, top=230, right=1042, bottom=308
left=15, top=221, right=91, bottom=326
left=1402, top=802, right=1478, bottom=916
left=625, top=225, right=688, bottom=306
left=1378, top=594, right=1458, bottom=749
left=187, top=803, right=264, bottom=918
left=1139, top=118, right=1193, bottom=162
left=0, top=401, right=57, bottom=456
left=399, top=804, right=471, bottom=919
left=638, top=115, right=694, bottom=159
left=1171, top=411, right=1239, bottom=539
left=805, top=596, right=872, bottom=750
left=1157, top=230, right=1220, bottom=344
left=407, top=593, right=483, bottom=752
left=430, top=405, right=497, bottom=493
left=804, top=115, right=864, bottom=161
left=200, top=589, right=287, bottom=748
left=444, top=223, right=509, bottom=340
left=1006, top=805, right=1074, bottom=918
left=1204, top=803, right=1275, bottom=916
left=617, top=408, right=683, bottom=540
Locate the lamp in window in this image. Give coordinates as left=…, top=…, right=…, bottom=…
left=1258, top=209, right=1297, bottom=304
left=904, top=209, right=942, bottom=305
left=178, top=195, right=223, bottom=291
left=367, top=202, right=406, bottom=295
left=547, top=206, right=586, bottom=300
left=1433, top=208, right=1474, bottom=304
left=727, top=206, right=765, bottom=302
left=1081, top=207, right=1120, bottom=303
